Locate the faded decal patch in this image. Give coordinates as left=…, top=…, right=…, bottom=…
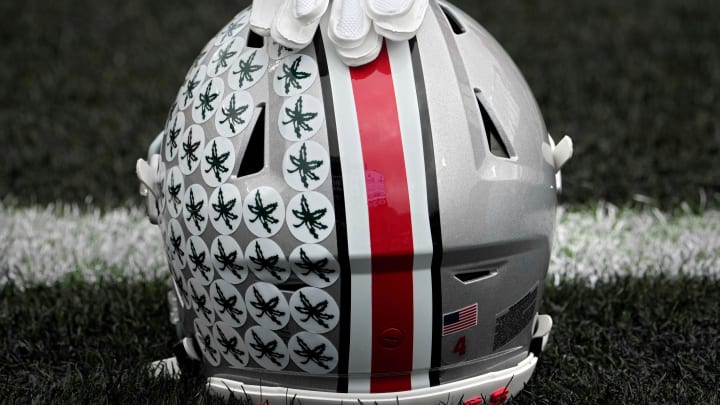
left=494, top=285, right=538, bottom=350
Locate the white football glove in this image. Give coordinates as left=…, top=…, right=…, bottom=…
left=250, top=0, right=429, bottom=66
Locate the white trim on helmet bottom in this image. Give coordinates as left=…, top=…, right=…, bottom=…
left=207, top=353, right=540, bottom=405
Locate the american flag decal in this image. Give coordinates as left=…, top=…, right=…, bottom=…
left=442, top=303, right=478, bottom=336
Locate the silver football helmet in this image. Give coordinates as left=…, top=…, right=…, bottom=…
left=138, top=1, right=572, bottom=403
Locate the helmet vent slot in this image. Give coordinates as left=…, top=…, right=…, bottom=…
left=237, top=103, right=266, bottom=177
left=246, top=30, right=265, bottom=49
left=475, top=90, right=511, bottom=159
left=454, top=269, right=497, bottom=284
left=439, top=4, right=466, bottom=35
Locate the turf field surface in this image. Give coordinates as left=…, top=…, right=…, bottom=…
left=2, top=273, right=717, bottom=403
left=1, top=205, right=718, bottom=403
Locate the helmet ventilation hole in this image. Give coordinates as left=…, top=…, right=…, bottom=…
left=237, top=104, right=265, bottom=177
left=246, top=30, right=265, bottom=49
left=439, top=4, right=466, bottom=35
left=454, top=269, right=497, bottom=284
left=475, top=89, right=511, bottom=159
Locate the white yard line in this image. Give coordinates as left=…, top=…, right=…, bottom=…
left=1, top=203, right=718, bottom=288
left=553, top=205, right=720, bottom=285
left=0, top=204, right=165, bottom=288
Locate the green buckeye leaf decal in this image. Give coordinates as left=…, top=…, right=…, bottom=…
left=233, top=50, right=263, bottom=88
left=248, top=241, right=286, bottom=282
left=282, top=96, right=319, bottom=139
left=288, top=192, right=334, bottom=242
left=273, top=54, right=317, bottom=96
left=196, top=81, right=219, bottom=120
left=247, top=190, right=279, bottom=233
left=219, top=93, right=248, bottom=133
left=204, top=140, right=230, bottom=182
left=181, top=127, right=201, bottom=171
left=292, top=194, right=328, bottom=240
left=295, top=247, right=335, bottom=283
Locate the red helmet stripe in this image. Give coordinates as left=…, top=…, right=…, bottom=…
left=351, top=43, right=415, bottom=393
left=323, top=37, right=435, bottom=393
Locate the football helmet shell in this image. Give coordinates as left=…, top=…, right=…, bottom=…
left=141, top=1, right=568, bottom=403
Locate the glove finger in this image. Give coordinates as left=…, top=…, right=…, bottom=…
left=250, top=0, right=285, bottom=36
left=365, top=0, right=429, bottom=41
left=328, top=0, right=382, bottom=66
left=334, top=34, right=382, bottom=67
left=272, top=0, right=329, bottom=49
left=329, top=0, right=371, bottom=47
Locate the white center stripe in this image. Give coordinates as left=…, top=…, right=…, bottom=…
left=322, top=32, right=373, bottom=393
left=386, top=40, right=434, bottom=390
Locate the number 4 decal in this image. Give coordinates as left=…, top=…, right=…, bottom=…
left=453, top=336, right=467, bottom=356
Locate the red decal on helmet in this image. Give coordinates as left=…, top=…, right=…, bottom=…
left=350, top=43, right=415, bottom=393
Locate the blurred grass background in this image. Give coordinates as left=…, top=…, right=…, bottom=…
left=1, top=0, right=718, bottom=208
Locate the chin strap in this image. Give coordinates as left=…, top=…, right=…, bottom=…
left=250, top=0, right=429, bottom=66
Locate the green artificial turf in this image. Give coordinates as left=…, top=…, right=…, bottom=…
left=1, top=276, right=717, bottom=403
left=1, top=0, right=719, bottom=208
